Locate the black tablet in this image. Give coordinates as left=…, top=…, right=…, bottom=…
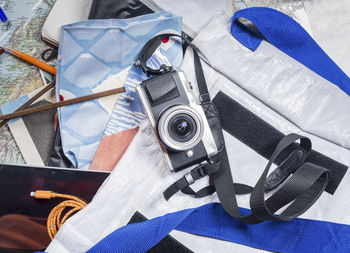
left=0, top=164, right=109, bottom=252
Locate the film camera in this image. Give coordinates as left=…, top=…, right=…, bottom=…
left=136, top=70, right=222, bottom=172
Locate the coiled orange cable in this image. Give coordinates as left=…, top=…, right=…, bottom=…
left=31, top=190, right=87, bottom=240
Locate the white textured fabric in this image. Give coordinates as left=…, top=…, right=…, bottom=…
left=47, top=122, right=260, bottom=253
left=304, top=0, right=350, bottom=76
left=184, top=15, right=350, bottom=150
left=47, top=14, right=350, bottom=253
left=180, top=15, right=350, bottom=223
left=139, top=0, right=232, bottom=38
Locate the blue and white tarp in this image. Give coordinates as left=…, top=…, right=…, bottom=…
left=47, top=8, right=350, bottom=253
left=56, top=12, right=182, bottom=169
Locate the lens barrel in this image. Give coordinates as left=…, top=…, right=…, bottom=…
left=158, top=105, right=203, bottom=151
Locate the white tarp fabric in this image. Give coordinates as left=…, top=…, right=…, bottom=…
left=139, top=0, right=313, bottom=39
left=139, top=0, right=232, bottom=38
left=47, top=15, right=350, bottom=253
left=304, top=0, right=350, bottom=76
left=184, top=15, right=350, bottom=151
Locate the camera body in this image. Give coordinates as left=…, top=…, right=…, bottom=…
left=136, top=70, right=218, bottom=172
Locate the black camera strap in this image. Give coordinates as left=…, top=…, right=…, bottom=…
left=163, top=135, right=329, bottom=224
left=214, top=135, right=329, bottom=224
left=137, top=34, right=330, bottom=224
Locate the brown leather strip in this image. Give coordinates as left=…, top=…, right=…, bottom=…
left=0, top=87, right=126, bottom=121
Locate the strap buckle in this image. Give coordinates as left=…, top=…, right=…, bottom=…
left=199, top=93, right=211, bottom=103
left=184, top=165, right=205, bottom=186
left=163, top=164, right=212, bottom=200
left=196, top=165, right=206, bottom=177
left=184, top=172, right=195, bottom=185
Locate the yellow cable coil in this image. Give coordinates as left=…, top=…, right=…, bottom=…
left=31, top=190, right=87, bottom=240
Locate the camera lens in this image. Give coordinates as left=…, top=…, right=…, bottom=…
left=158, top=105, right=203, bottom=151
left=173, top=119, right=191, bottom=136
left=168, top=113, right=197, bottom=142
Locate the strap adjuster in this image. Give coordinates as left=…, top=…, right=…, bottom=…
left=184, top=173, right=195, bottom=185
left=199, top=93, right=211, bottom=103
left=196, top=166, right=205, bottom=177
left=163, top=163, right=214, bottom=201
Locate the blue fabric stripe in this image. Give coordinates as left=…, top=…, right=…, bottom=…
left=230, top=7, right=350, bottom=96
left=87, top=203, right=350, bottom=253
left=0, top=94, right=29, bottom=124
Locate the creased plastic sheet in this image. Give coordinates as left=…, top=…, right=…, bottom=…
left=139, top=0, right=232, bottom=38
left=186, top=15, right=350, bottom=150
left=46, top=121, right=264, bottom=253
left=304, top=0, right=350, bottom=76
left=139, top=0, right=313, bottom=38
left=180, top=15, right=350, bottom=223
left=46, top=115, right=350, bottom=253
left=46, top=13, right=350, bottom=253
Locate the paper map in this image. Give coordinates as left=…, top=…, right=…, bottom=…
left=0, top=0, right=55, bottom=164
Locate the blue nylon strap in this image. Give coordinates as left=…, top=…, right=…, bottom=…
left=87, top=203, right=350, bottom=253
left=230, top=7, right=350, bottom=96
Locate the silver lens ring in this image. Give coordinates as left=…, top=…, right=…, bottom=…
left=158, top=105, right=204, bottom=151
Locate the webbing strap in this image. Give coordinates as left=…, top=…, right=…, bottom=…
left=164, top=145, right=308, bottom=199
left=230, top=7, right=350, bottom=95
left=163, top=162, right=253, bottom=200
left=213, top=91, right=347, bottom=194
left=164, top=133, right=329, bottom=224
left=139, top=33, right=330, bottom=223
left=163, top=163, right=218, bottom=200
left=214, top=134, right=329, bottom=224
left=87, top=203, right=350, bottom=253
